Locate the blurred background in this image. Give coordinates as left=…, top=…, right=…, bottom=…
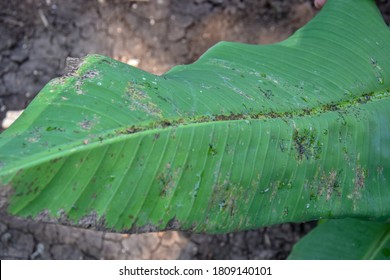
left=0, top=0, right=389, bottom=259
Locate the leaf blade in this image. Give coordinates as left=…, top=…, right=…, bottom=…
left=0, top=0, right=389, bottom=233
left=288, top=219, right=390, bottom=260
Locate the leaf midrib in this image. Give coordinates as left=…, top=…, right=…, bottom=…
left=1, top=86, right=389, bottom=179
left=362, top=224, right=390, bottom=260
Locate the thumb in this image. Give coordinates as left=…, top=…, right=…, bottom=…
left=314, top=0, right=327, bottom=9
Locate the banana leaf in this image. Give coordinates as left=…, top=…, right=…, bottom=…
left=288, top=218, right=390, bottom=259
left=0, top=0, right=389, bottom=233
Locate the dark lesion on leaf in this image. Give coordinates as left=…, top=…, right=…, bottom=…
left=352, top=165, right=367, bottom=201
left=307, top=169, right=342, bottom=201
left=321, top=170, right=342, bottom=201
left=34, top=209, right=108, bottom=231
left=64, top=57, right=85, bottom=77
left=166, top=216, right=181, bottom=230
left=0, top=184, right=14, bottom=211
left=157, top=163, right=180, bottom=197
left=208, top=144, right=217, bottom=156
left=259, top=88, right=274, bottom=99
left=355, top=166, right=367, bottom=189
left=292, top=128, right=322, bottom=161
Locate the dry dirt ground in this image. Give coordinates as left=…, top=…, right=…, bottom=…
left=0, top=0, right=389, bottom=260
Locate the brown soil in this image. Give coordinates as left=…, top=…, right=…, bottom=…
left=1, top=0, right=389, bottom=260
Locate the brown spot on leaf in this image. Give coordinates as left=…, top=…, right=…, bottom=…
left=307, top=169, right=341, bottom=201
left=124, top=83, right=162, bottom=118
left=63, top=57, right=84, bottom=78
left=0, top=184, right=14, bottom=211
left=293, top=128, right=322, bottom=161
left=350, top=165, right=367, bottom=203
left=35, top=209, right=107, bottom=231
left=354, top=166, right=367, bottom=190
left=157, top=163, right=180, bottom=197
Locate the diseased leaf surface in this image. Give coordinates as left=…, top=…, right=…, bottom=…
left=0, top=0, right=389, bottom=233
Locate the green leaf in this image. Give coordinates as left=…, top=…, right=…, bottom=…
left=0, top=0, right=390, bottom=233
left=288, top=219, right=390, bottom=260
